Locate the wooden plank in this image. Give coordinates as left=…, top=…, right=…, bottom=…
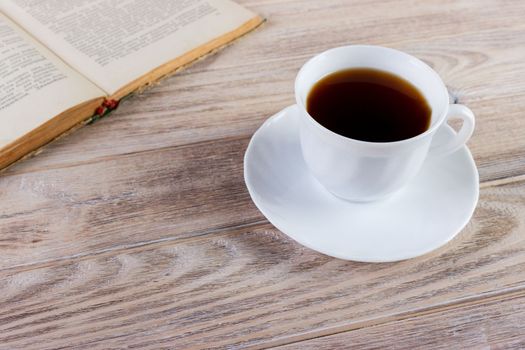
left=0, top=179, right=525, bottom=349
left=2, top=0, right=525, bottom=184
left=209, top=0, right=525, bottom=72
left=0, top=137, right=263, bottom=270
left=275, top=292, right=525, bottom=350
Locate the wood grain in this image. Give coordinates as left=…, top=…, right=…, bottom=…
left=0, top=179, right=524, bottom=349
left=2, top=0, right=525, bottom=348
left=0, top=137, right=263, bottom=270
left=276, top=292, right=525, bottom=350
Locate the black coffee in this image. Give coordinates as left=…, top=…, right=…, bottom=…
left=306, top=68, right=431, bottom=142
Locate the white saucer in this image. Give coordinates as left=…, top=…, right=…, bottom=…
left=244, top=106, right=479, bottom=262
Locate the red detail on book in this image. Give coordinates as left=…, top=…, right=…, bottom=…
left=95, top=106, right=106, bottom=116
left=102, top=99, right=119, bottom=110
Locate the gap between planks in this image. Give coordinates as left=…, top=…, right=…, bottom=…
left=480, top=174, right=525, bottom=189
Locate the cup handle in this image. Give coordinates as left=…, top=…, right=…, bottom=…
left=428, top=104, right=475, bottom=158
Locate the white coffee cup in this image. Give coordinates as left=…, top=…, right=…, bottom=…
left=295, top=45, right=475, bottom=202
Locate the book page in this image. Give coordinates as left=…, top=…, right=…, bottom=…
left=0, top=13, right=103, bottom=150
left=1, top=0, right=259, bottom=95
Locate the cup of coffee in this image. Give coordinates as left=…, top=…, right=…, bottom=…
left=295, top=45, right=475, bottom=202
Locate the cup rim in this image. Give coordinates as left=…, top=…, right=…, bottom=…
left=295, top=45, right=450, bottom=148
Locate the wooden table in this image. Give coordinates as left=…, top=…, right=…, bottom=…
left=2, top=0, right=525, bottom=348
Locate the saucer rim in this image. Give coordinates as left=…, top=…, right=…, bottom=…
left=244, top=105, right=479, bottom=262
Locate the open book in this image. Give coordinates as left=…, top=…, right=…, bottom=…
left=0, top=0, right=262, bottom=170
